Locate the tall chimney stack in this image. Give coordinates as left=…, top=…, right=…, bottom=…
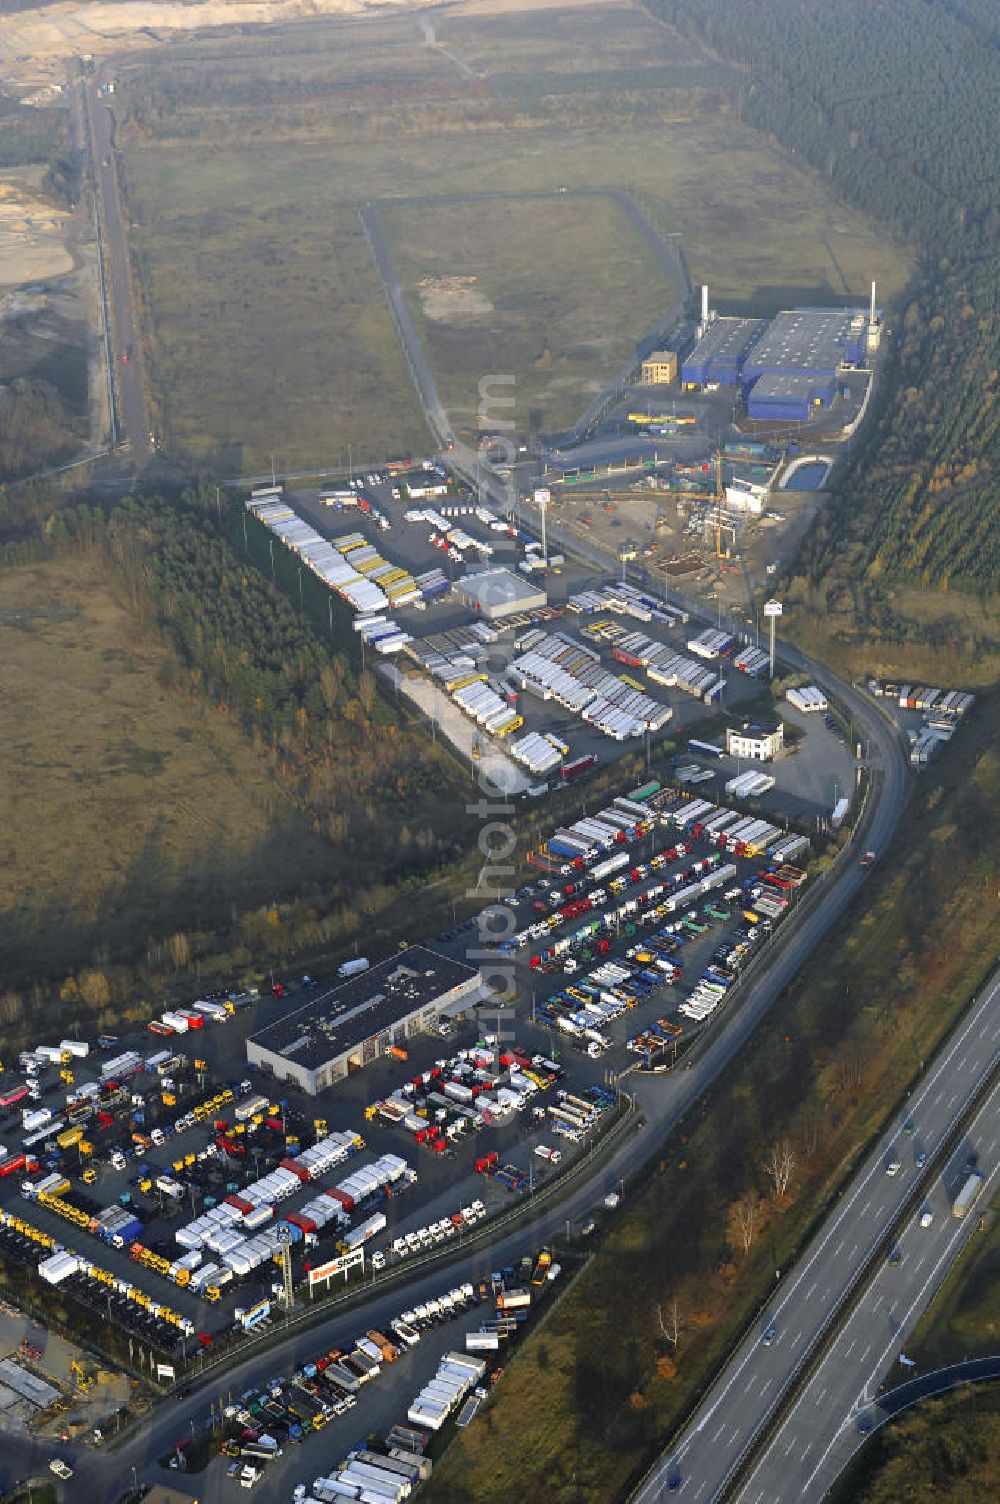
left=702, top=284, right=710, bottom=326
left=870, top=280, right=877, bottom=323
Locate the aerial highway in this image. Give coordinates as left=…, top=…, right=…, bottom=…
left=735, top=1074, right=1000, bottom=1504
left=84, top=68, right=151, bottom=468
left=632, top=967, right=1000, bottom=1504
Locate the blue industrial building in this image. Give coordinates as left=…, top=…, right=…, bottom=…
left=680, top=304, right=869, bottom=422
left=745, top=371, right=837, bottom=423
left=743, top=307, right=865, bottom=422
left=681, top=317, right=762, bottom=389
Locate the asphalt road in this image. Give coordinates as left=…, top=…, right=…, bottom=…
left=736, top=1077, right=1000, bottom=1504
left=633, top=968, right=1000, bottom=1504
left=85, top=73, right=150, bottom=466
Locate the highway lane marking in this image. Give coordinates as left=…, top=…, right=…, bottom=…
left=815, top=1387, right=827, bottom=1405
left=791, top=1330, right=803, bottom=1346
left=784, top=1439, right=796, bottom=1456
left=647, top=973, right=1000, bottom=1483
left=860, top=1199, right=870, bottom=1215
left=806, top=1281, right=817, bottom=1299
left=845, top=1340, right=856, bottom=1356
left=729, top=1427, right=741, bottom=1444
left=833, top=1239, right=845, bottom=1256
left=760, top=1377, right=772, bottom=1394
left=797, top=1084, right=1000, bottom=1502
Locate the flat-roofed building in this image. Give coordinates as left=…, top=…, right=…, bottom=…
left=640, top=350, right=678, bottom=385
left=247, top=947, right=483, bottom=1094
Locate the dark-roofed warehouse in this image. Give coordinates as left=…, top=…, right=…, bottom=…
left=246, top=946, right=484, bottom=1094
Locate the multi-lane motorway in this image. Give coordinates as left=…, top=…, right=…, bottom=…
left=737, top=1074, right=1000, bottom=1504
left=634, top=967, right=1000, bottom=1504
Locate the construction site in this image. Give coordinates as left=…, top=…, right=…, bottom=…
left=0, top=1302, right=131, bottom=1443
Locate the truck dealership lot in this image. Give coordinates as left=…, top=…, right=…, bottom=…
left=0, top=766, right=819, bottom=1362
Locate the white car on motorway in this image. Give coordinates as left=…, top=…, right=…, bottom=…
left=49, top=1460, right=73, bottom=1480
left=920, top=1209, right=935, bottom=1228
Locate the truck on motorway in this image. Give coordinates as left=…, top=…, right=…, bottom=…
left=952, top=1170, right=985, bottom=1219
left=338, top=958, right=370, bottom=980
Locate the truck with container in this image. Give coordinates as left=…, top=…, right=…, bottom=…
left=337, top=958, right=370, bottom=980
left=952, top=1170, right=985, bottom=1219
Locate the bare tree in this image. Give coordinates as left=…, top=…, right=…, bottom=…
left=656, top=1295, right=683, bottom=1348
left=728, top=1192, right=762, bottom=1255
left=764, top=1139, right=797, bottom=1200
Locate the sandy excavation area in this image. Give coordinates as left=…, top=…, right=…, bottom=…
left=0, top=176, right=73, bottom=288
left=0, top=0, right=414, bottom=85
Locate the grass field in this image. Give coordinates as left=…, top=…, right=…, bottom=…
left=0, top=551, right=335, bottom=983
left=115, top=0, right=910, bottom=468
left=382, top=192, right=679, bottom=440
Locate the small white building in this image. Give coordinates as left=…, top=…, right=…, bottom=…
left=726, top=719, right=784, bottom=762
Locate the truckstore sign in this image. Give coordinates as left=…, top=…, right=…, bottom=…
left=308, top=1246, right=364, bottom=1290
left=238, top=1298, right=271, bottom=1331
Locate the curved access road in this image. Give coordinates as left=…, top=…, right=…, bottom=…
left=632, top=971, right=1000, bottom=1504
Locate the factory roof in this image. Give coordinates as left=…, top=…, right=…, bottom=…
left=248, top=946, right=478, bottom=1070
left=744, top=307, right=864, bottom=376
left=684, top=317, right=763, bottom=366
left=643, top=349, right=677, bottom=364
left=454, top=567, right=547, bottom=614
left=748, top=370, right=836, bottom=401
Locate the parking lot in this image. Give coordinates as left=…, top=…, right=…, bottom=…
left=0, top=745, right=820, bottom=1384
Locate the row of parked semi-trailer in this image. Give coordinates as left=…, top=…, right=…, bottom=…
left=654, top=790, right=811, bottom=865
left=509, top=629, right=673, bottom=738
left=567, top=580, right=689, bottom=630
left=785, top=684, right=829, bottom=714
left=278, top=1273, right=511, bottom=1498
left=870, top=681, right=974, bottom=716
left=521, top=849, right=738, bottom=971
left=246, top=491, right=427, bottom=617
left=507, top=729, right=565, bottom=776
left=449, top=677, right=523, bottom=739
left=581, top=614, right=726, bottom=703
left=0, top=1207, right=197, bottom=1348
left=171, top=1149, right=411, bottom=1288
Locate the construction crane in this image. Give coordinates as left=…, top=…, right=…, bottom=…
left=604, top=450, right=738, bottom=559
left=668, top=450, right=738, bottom=559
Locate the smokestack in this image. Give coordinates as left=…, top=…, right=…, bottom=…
left=870, top=280, right=876, bottom=323
left=702, top=284, right=710, bottom=325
